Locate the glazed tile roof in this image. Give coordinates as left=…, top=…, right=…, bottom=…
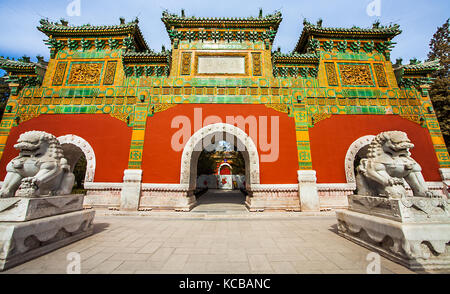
left=399, top=59, right=441, bottom=71
left=122, top=51, right=170, bottom=64
left=294, top=20, right=402, bottom=53
left=394, top=59, right=442, bottom=75
left=0, top=58, right=37, bottom=74
left=272, top=52, right=319, bottom=64
left=37, top=18, right=150, bottom=52
left=161, top=10, right=282, bottom=31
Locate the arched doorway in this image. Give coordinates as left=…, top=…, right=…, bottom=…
left=218, top=162, right=233, bottom=190
left=57, top=135, right=96, bottom=192
left=180, top=123, right=260, bottom=212
left=344, top=135, right=375, bottom=189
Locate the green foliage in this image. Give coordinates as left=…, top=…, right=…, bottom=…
left=428, top=19, right=450, bottom=152
left=197, top=150, right=217, bottom=175
left=73, top=154, right=87, bottom=189
left=229, top=151, right=245, bottom=175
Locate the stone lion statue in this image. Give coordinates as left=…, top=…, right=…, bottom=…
left=0, top=131, right=75, bottom=198
left=356, top=131, right=434, bottom=199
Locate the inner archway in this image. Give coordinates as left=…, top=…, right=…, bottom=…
left=180, top=123, right=260, bottom=213
left=194, top=143, right=247, bottom=213
left=344, top=135, right=375, bottom=189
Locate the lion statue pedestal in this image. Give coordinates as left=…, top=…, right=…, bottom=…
left=336, top=131, right=450, bottom=272
left=0, top=131, right=95, bottom=271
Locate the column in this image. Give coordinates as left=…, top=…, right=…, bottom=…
left=120, top=100, right=148, bottom=210
left=293, top=104, right=320, bottom=211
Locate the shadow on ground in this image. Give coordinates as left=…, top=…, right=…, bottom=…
left=191, top=189, right=247, bottom=214
left=92, top=222, right=109, bottom=234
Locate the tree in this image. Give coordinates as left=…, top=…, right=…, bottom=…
left=230, top=151, right=245, bottom=175
left=196, top=150, right=216, bottom=175
left=428, top=19, right=450, bottom=152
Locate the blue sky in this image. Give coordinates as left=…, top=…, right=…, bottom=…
left=0, top=0, right=448, bottom=71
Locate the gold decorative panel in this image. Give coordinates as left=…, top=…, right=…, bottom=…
left=252, top=52, right=262, bottom=76
left=103, top=61, right=117, bottom=85
left=265, top=104, right=288, bottom=113
left=325, top=62, right=338, bottom=86
left=67, top=62, right=103, bottom=85
left=373, top=63, right=389, bottom=87
left=312, top=112, right=332, bottom=125
left=153, top=103, right=177, bottom=113
left=181, top=52, right=192, bottom=75
left=338, top=63, right=374, bottom=86
left=52, top=62, right=67, bottom=86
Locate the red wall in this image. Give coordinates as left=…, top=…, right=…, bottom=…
left=141, top=104, right=299, bottom=184
left=0, top=114, right=132, bottom=182
left=309, top=115, right=441, bottom=183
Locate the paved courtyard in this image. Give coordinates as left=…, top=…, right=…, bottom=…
left=2, top=189, right=418, bottom=274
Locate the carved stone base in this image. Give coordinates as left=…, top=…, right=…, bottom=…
left=348, top=194, right=449, bottom=223
left=336, top=207, right=450, bottom=271
left=245, top=186, right=301, bottom=212
left=0, top=194, right=85, bottom=222
left=0, top=199, right=95, bottom=271
left=139, top=187, right=196, bottom=212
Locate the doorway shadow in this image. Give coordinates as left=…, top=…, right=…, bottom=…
left=191, top=189, right=247, bottom=213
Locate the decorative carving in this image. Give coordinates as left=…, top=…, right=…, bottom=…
left=110, top=108, right=129, bottom=123
left=339, top=63, right=374, bottom=86
left=399, top=114, right=422, bottom=125
left=0, top=131, right=75, bottom=198
left=312, top=112, right=331, bottom=125
left=181, top=52, right=192, bottom=75
left=373, top=63, right=388, bottom=87
left=325, top=62, right=338, bottom=86
left=103, top=61, right=117, bottom=85
left=52, top=62, right=67, bottom=86
left=356, top=131, right=436, bottom=199
left=152, top=103, right=177, bottom=114
left=345, top=135, right=375, bottom=183
left=67, top=63, right=103, bottom=85
left=265, top=103, right=288, bottom=114
left=18, top=111, right=40, bottom=124
left=252, top=52, right=262, bottom=76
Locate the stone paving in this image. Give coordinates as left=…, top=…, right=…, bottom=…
left=1, top=190, right=419, bottom=274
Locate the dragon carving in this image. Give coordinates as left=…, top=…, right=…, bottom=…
left=356, top=131, right=435, bottom=199
left=0, top=131, right=75, bottom=198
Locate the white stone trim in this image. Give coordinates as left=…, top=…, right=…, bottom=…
left=317, top=183, right=356, bottom=191
left=180, top=123, right=260, bottom=189
left=84, top=182, right=122, bottom=190
left=57, top=134, right=96, bottom=183
left=249, top=184, right=298, bottom=192
left=297, top=170, right=318, bottom=184
left=425, top=181, right=445, bottom=189
left=141, top=183, right=190, bottom=192
left=122, top=169, right=142, bottom=183
left=317, top=182, right=444, bottom=194
left=440, top=168, right=450, bottom=186
left=344, top=135, right=375, bottom=183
